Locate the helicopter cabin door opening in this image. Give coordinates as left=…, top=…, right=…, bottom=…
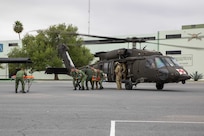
left=99, top=60, right=115, bottom=82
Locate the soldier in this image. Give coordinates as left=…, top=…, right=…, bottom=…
left=15, top=68, right=27, bottom=93
left=114, top=62, right=122, bottom=90
left=91, top=67, right=98, bottom=89
left=76, top=69, right=87, bottom=90
left=70, top=67, right=80, bottom=90
left=96, top=69, right=104, bottom=89
left=82, top=66, right=94, bottom=90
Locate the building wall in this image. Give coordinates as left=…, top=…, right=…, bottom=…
left=0, top=40, right=22, bottom=78
left=157, top=28, right=204, bottom=75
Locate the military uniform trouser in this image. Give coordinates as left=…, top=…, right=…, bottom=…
left=98, top=79, right=103, bottom=89
left=73, top=79, right=81, bottom=90
left=81, top=77, right=86, bottom=89
left=86, top=76, right=93, bottom=89
left=15, top=77, right=25, bottom=92
left=116, top=76, right=122, bottom=89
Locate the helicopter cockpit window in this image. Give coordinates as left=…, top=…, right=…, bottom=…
left=146, top=59, right=156, bottom=69
left=171, top=58, right=180, bottom=66
left=164, top=57, right=174, bottom=66
left=155, top=57, right=165, bottom=68
left=162, top=57, right=180, bottom=67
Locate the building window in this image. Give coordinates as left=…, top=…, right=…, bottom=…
left=141, top=37, right=156, bottom=40
left=166, top=50, right=181, bottom=55
left=166, top=34, right=181, bottom=39
left=8, top=43, right=18, bottom=47
left=0, top=44, right=3, bottom=52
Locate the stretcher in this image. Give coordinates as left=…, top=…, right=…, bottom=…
left=12, top=75, right=34, bottom=93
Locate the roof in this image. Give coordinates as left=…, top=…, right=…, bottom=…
left=0, top=58, right=32, bottom=63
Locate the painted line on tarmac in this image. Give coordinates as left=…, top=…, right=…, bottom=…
left=110, top=120, right=204, bottom=136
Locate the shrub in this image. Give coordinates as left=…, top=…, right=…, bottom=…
left=190, top=71, right=203, bottom=81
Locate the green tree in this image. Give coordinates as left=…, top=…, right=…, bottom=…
left=7, top=47, right=29, bottom=77
left=13, top=21, right=24, bottom=40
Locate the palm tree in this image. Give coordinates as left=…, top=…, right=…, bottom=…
left=13, top=21, right=23, bottom=40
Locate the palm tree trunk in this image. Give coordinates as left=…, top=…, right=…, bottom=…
left=18, top=33, right=21, bottom=40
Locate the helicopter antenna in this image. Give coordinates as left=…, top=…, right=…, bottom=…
left=143, top=45, right=147, bottom=50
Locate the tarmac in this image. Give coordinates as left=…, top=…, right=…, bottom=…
left=0, top=80, right=204, bottom=136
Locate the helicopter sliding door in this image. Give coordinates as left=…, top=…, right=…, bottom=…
left=132, top=58, right=157, bottom=82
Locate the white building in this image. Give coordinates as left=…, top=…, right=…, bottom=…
left=0, top=40, right=22, bottom=79
left=1, top=24, right=204, bottom=79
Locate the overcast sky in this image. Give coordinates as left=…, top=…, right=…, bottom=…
left=1, top=0, right=204, bottom=40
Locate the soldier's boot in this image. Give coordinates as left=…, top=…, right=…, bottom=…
left=15, top=89, right=17, bottom=93
left=78, top=85, right=81, bottom=90
left=82, top=86, right=85, bottom=90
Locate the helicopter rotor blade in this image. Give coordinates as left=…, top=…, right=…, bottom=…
left=83, top=39, right=127, bottom=44
left=145, top=41, right=204, bottom=50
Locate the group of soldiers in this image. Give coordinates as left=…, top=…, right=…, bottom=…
left=70, top=66, right=105, bottom=90
left=70, top=61, right=126, bottom=90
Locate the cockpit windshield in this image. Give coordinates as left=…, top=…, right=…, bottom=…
left=170, top=57, right=180, bottom=66
left=147, top=57, right=180, bottom=69
left=162, top=57, right=180, bottom=67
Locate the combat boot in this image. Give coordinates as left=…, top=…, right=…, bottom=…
left=82, top=86, right=85, bottom=90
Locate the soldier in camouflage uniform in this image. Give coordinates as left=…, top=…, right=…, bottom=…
left=15, top=68, right=27, bottom=93
left=76, top=69, right=87, bottom=90
left=96, top=69, right=104, bottom=89
left=70, top=68, right=80, bottom=90
left=82, top=66, right=94, bottom=90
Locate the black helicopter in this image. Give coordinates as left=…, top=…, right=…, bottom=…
left=46, top=33, right=192, bottom=90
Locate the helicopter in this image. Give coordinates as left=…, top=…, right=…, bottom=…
left=81, top=33, right=192, bottom=90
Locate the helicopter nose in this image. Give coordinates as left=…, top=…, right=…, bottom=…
left=179, top=74, right=191, bottom=80
left=175, top=68, right=191, bottom=81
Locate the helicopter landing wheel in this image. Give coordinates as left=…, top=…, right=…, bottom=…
left=125, top=80, right=133, bottom=90
left=156, top=83, right=164, bottom=90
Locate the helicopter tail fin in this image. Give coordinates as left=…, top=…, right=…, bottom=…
left=45, top=44, right=75, bottom=75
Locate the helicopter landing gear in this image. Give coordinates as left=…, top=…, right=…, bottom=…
left=125, top=80, right=133, bottom=90
left=182, top=80, right=186, bottom=84
left=156, top=83, right=164, bottom=90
